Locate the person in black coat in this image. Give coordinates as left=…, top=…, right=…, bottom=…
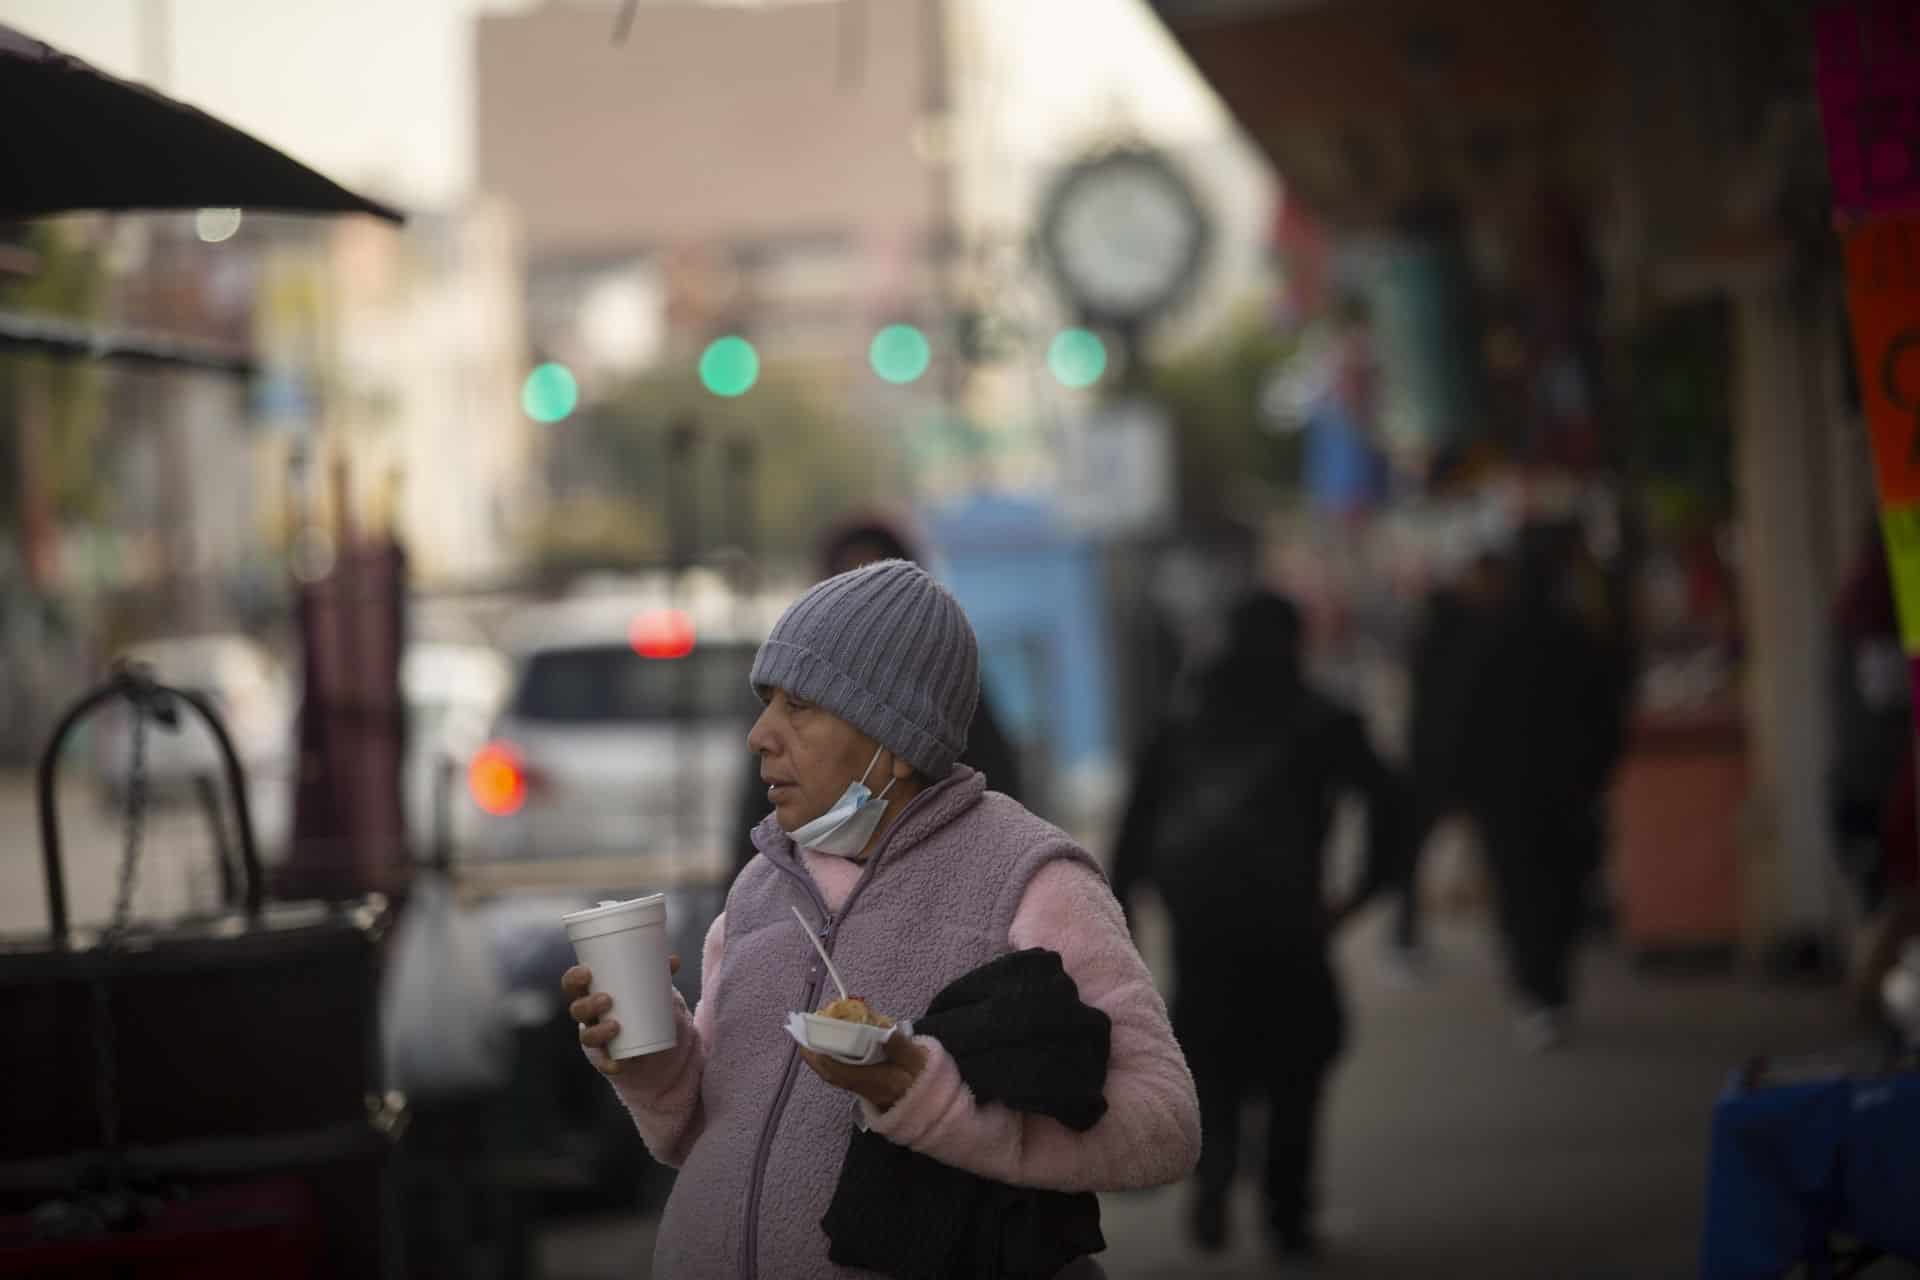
left=727, top=519, right=1025, bottom=890
left=1110, top=591, right=1410, bottom=1261
left=1829, top=517, right=1913, bottom=914
left=1394, top=549, right=1508, bottom=960
left=1457, top=519, right=1628, bottom=1050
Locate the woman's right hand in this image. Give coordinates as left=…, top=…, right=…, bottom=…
left=564, top=955, right=679, bottom=1076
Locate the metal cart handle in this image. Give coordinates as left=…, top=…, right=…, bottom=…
left=36, top=664, right=265, bottom=945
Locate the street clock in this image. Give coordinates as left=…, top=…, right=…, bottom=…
left=1038, top=147, right=1210, bottom=329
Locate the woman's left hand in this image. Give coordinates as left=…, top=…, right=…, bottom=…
left=797, top=1030, right=929, bottom=1112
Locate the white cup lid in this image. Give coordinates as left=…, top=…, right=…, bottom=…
left=562, top=892, right=666, bottom=929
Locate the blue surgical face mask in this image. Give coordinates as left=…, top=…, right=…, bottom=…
left=789, top=745, right=897, bottom=859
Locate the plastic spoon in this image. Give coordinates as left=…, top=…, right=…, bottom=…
left=791, top=904, right=851, bottom=1003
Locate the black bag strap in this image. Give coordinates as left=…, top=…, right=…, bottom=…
left=36, top=662, right=264, bottom=945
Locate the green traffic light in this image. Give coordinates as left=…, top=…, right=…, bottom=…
left=869, top=323, right=931, bottom=385
left=521, top=362, right=579, bottom=423
left=1047, top=328, right=1107, bottom=390
left=700, top=336, right=760, bottom=398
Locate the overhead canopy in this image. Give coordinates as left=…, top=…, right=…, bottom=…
left=0, top=22, right=402, bottom=223
left=1147, top=0, right=1612, bottom=228
left=0, top=22, right=401, bottom=374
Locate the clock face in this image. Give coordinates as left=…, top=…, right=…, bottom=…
left=1043, top=152, right=1206, bottom=323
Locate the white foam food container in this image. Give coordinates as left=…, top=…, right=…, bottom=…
left=784, top=1010, right=904, bottom=1066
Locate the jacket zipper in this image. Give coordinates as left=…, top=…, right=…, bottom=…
left=739, top=812, right=922, bottom=1280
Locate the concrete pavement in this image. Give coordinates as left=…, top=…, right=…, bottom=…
left=1090, top=911, right=1853, bottom=1279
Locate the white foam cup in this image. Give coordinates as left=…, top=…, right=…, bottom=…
left=563, top=894, right=677, bottom=1059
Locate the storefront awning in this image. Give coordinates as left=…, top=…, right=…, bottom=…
left=1146, top=0, right=1612, bottom=226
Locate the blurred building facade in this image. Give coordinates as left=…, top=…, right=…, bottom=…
left=4, top=199, right=536, bottom=627
left=0, top=213, right=290, bottom=709
left=477, top=0, right=950, bottom=393
left=253, top=200, right=541, bottom=589
left=1148, top=0, right=1868, bottom=959
left=474, top=0, right=1274, bottom=491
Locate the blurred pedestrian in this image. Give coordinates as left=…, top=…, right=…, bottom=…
left=729, top=517, right=1025, bottom=888
left=1827, top=520, right=1920, bottom=1038
left=1394, top=546, right=1508, bottom=970
left=1854, top=758, right=1920, bottom=1039
left=1111, top=590, right=1411, bottom=1261
left=1458, top=519, right=1627, bottom=1051
left=566, top=559, right=1199, bottom=1278
left=1301, top=295, right=1390, bottom=524
left=1829, top=518, right=1912, bottom=915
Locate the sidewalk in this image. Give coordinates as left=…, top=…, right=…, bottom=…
left=1095, top=909, right=1852, bottom=1279
left=537, top=907, right=1856, bottom=1279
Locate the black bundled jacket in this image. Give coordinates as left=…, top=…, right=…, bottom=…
left=820, top=949, right=1110, bottom=1280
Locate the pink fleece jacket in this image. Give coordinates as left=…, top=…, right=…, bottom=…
left=593, top=849, right=1199, bottom=1195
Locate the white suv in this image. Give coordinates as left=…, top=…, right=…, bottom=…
left=463, top=593, right=767, bottom=884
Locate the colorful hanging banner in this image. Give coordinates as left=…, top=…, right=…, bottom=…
left=1815, top=1, right=1920, bottom=219
left=1882, top=503, right=1920, bottom=653
left=1842, top=217, right=1920, bottom=507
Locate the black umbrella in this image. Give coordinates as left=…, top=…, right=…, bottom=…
left=0, top=22, right=402, bottom=223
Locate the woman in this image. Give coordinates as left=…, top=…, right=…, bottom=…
left=565, top=559, right=1200, bottom=1278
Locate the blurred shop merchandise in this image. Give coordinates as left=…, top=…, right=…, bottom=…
left=1886, top=941, right=1920, bottom=1050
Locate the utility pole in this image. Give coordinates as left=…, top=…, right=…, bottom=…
left=140, top=0, right=173, bottom=92
left=139, top=0, right=201, bottom=627
left=923, top=0, right=962, bottom=409
left=726, top=434, right=758, bottom=594
left=15, top=362, right=54, bottom=589
left=665, top=417, right=699, bottom=880
left=1, top=241, right=49, bottom=589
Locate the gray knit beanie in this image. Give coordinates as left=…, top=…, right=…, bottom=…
left=750, top=559, right=979, bottom=778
